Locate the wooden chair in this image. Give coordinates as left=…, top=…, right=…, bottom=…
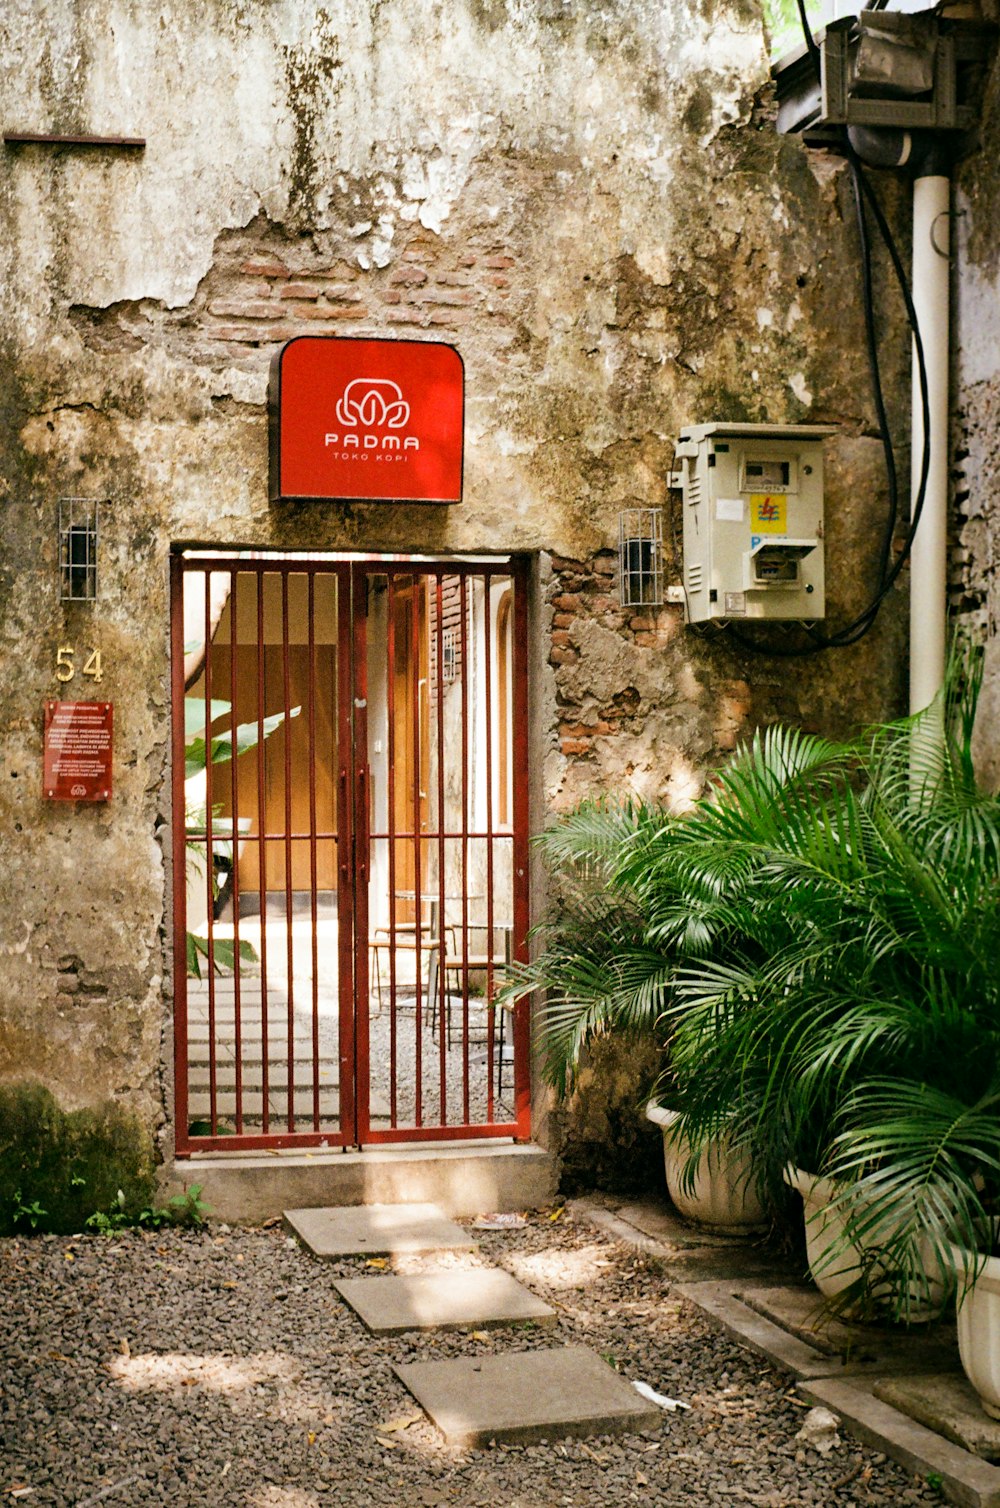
left=369, top=909, right=455, bottom=1016
left=429, top=924, right=512, bottom=1049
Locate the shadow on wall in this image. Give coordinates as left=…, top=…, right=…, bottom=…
left=556, top=1034, right=664, bottom=1197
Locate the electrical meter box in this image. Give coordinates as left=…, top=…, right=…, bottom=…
left=672, top=422, right=835, bottom=623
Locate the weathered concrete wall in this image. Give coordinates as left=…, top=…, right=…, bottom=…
left=0, top=0, right=911, bottom=1182
left=954, top=21, right=1000, bottom=788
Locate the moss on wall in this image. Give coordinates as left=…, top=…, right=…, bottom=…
left=0, top=1080, right=155, bottom=1235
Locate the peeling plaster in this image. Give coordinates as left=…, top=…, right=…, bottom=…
left=0, top=0, right=915, bottom=1162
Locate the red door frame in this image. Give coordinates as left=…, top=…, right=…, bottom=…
left=171, top=551, right=531, bottom=1156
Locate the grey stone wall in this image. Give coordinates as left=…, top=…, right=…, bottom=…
left=954, top=20, right=1000, bottom=786
left=0, top=1, right=912, bottom=1174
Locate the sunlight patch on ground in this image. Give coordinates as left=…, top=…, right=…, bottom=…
left=502, top=1243, right=616, bottom=1291
left=109, top=1350, right=300, bottom=1393
left=248, top=1490, right=321, bottom=1508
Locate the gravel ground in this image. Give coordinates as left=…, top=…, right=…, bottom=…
left=1, top=1209, right=947, bottom=1508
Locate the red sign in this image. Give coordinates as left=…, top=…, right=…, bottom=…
left=43, top=701, right=113, bottom=802
left=269, top=336, right=464, bottom=504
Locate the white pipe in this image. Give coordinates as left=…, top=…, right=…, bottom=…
left=909, top=172, right=951, bottom=717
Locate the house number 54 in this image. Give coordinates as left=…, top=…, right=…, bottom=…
left=55, top=645, right=104, bottom=684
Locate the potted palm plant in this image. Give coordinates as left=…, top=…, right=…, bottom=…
left=498, top=797, right=772, bottom=1231
left=507, top=642, right=1000, bottom=1330
left=654, top=645, right=1000, bottom=1325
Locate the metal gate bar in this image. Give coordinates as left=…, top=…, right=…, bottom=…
left=359, top=558, right=530, bottom=1144
left=172, top=552, right=530, bottom=1156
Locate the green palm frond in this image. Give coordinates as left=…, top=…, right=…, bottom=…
left=533, top=797, right=649, bottom=881
left=823, top=1078, right=1000, bottom=1318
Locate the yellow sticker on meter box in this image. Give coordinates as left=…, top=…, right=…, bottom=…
left=749, top=494, right=787, bottom=533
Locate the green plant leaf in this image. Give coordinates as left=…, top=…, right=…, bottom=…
left=186, top=933, right=258, bottom=976
left=185, top=706, right=301, bottom=779
left=184, top=698, right=232, bottom=737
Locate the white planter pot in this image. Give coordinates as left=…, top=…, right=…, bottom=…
left=784, top=1166, right=947, bottom=1321
left=949, top=1244, right=1000, bottom=1418
left=645, top=1103, right=766, bottom=1235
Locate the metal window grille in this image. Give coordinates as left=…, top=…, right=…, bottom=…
left=59, top=498, right=100, bottom=601
left=618, top=507, right=664, bottom=608
left=441, top=626, right=458, bottom=682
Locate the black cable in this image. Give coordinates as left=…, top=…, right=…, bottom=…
left=848, top=153, right=898, bottom=592
left=795, top=0, right=822, bottom=72
left=725, top=7, right=932, bottom=659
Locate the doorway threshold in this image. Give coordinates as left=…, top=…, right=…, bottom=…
left=165, top=1140, right=557, bottom=1224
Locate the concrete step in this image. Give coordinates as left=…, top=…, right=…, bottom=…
left=186, top=1088, right=392, bottom=1121
left=165, top=1141, right=558, bottom=1223
left=187, top=1091, right=341, bottom=1118
left=187, top=1059, right=340, bottom=1075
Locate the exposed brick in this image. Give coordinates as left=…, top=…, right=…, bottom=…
left=459, top=254, right=478, bottom=267
left=485, top=255, right=515, bottom=268
left=630, top=616, right=654, bottom=631
left=257, top=325, right=310, bottom=342
left=381, top=290, right=402, bottom=305
left=552, top=593, right=582, bottom=611
left=550, top=555, right=585, bottom=573
left=386, top=308, right=426, bottom=325
left=549, top=645, right=578, bottom=666
left=592, top=595, right=619, bottom=613
left=427, top=308, right=473, bottom=325
left=719, top=692, right=750, bottom=722
left=208, top=299, right=276, bottom=320
left=240, top=258, right=289, bottom=278
left=560, top=719, right=615, bottom=737
left=297, top=303, right=369, bottom=320
left=390, top=264, right=429, bottom=286
left=210, top=326, right=265, bottom=343
left=410, top=287, right=474, bottom=306
left=488, top=274, right=509, bottom=288
left=560, top=737, right=590, bottom=755
left=634, top=632, right=658, bottom=647
left=550, top=629, right=572, bottom=648
left=593, top=553, right=617, bottom=575
left=435, top=271, right=474, bottom=287
left=552, top=612, right=575, bottom=629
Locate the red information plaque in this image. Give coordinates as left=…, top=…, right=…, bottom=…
left=269, top=336, right=464, bottom=504
left=43, top=701, right=113, bottom=802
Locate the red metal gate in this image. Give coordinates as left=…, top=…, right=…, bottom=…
left=171, top=552, right=530, bottom=1155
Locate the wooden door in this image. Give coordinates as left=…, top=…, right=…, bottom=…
left=390, top=577, right=429, bottom=925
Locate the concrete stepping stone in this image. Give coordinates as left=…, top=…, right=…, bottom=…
left=334, top=1268, right=556, bottom=1335
left=285, top=1202, right=477, bottom=1258
left=392, top=1345, right=662, bottom=1447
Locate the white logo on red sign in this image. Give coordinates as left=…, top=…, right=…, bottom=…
left=325, top=377, right=419, bottom=457
left=335, top=379, right=410, bottom=430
